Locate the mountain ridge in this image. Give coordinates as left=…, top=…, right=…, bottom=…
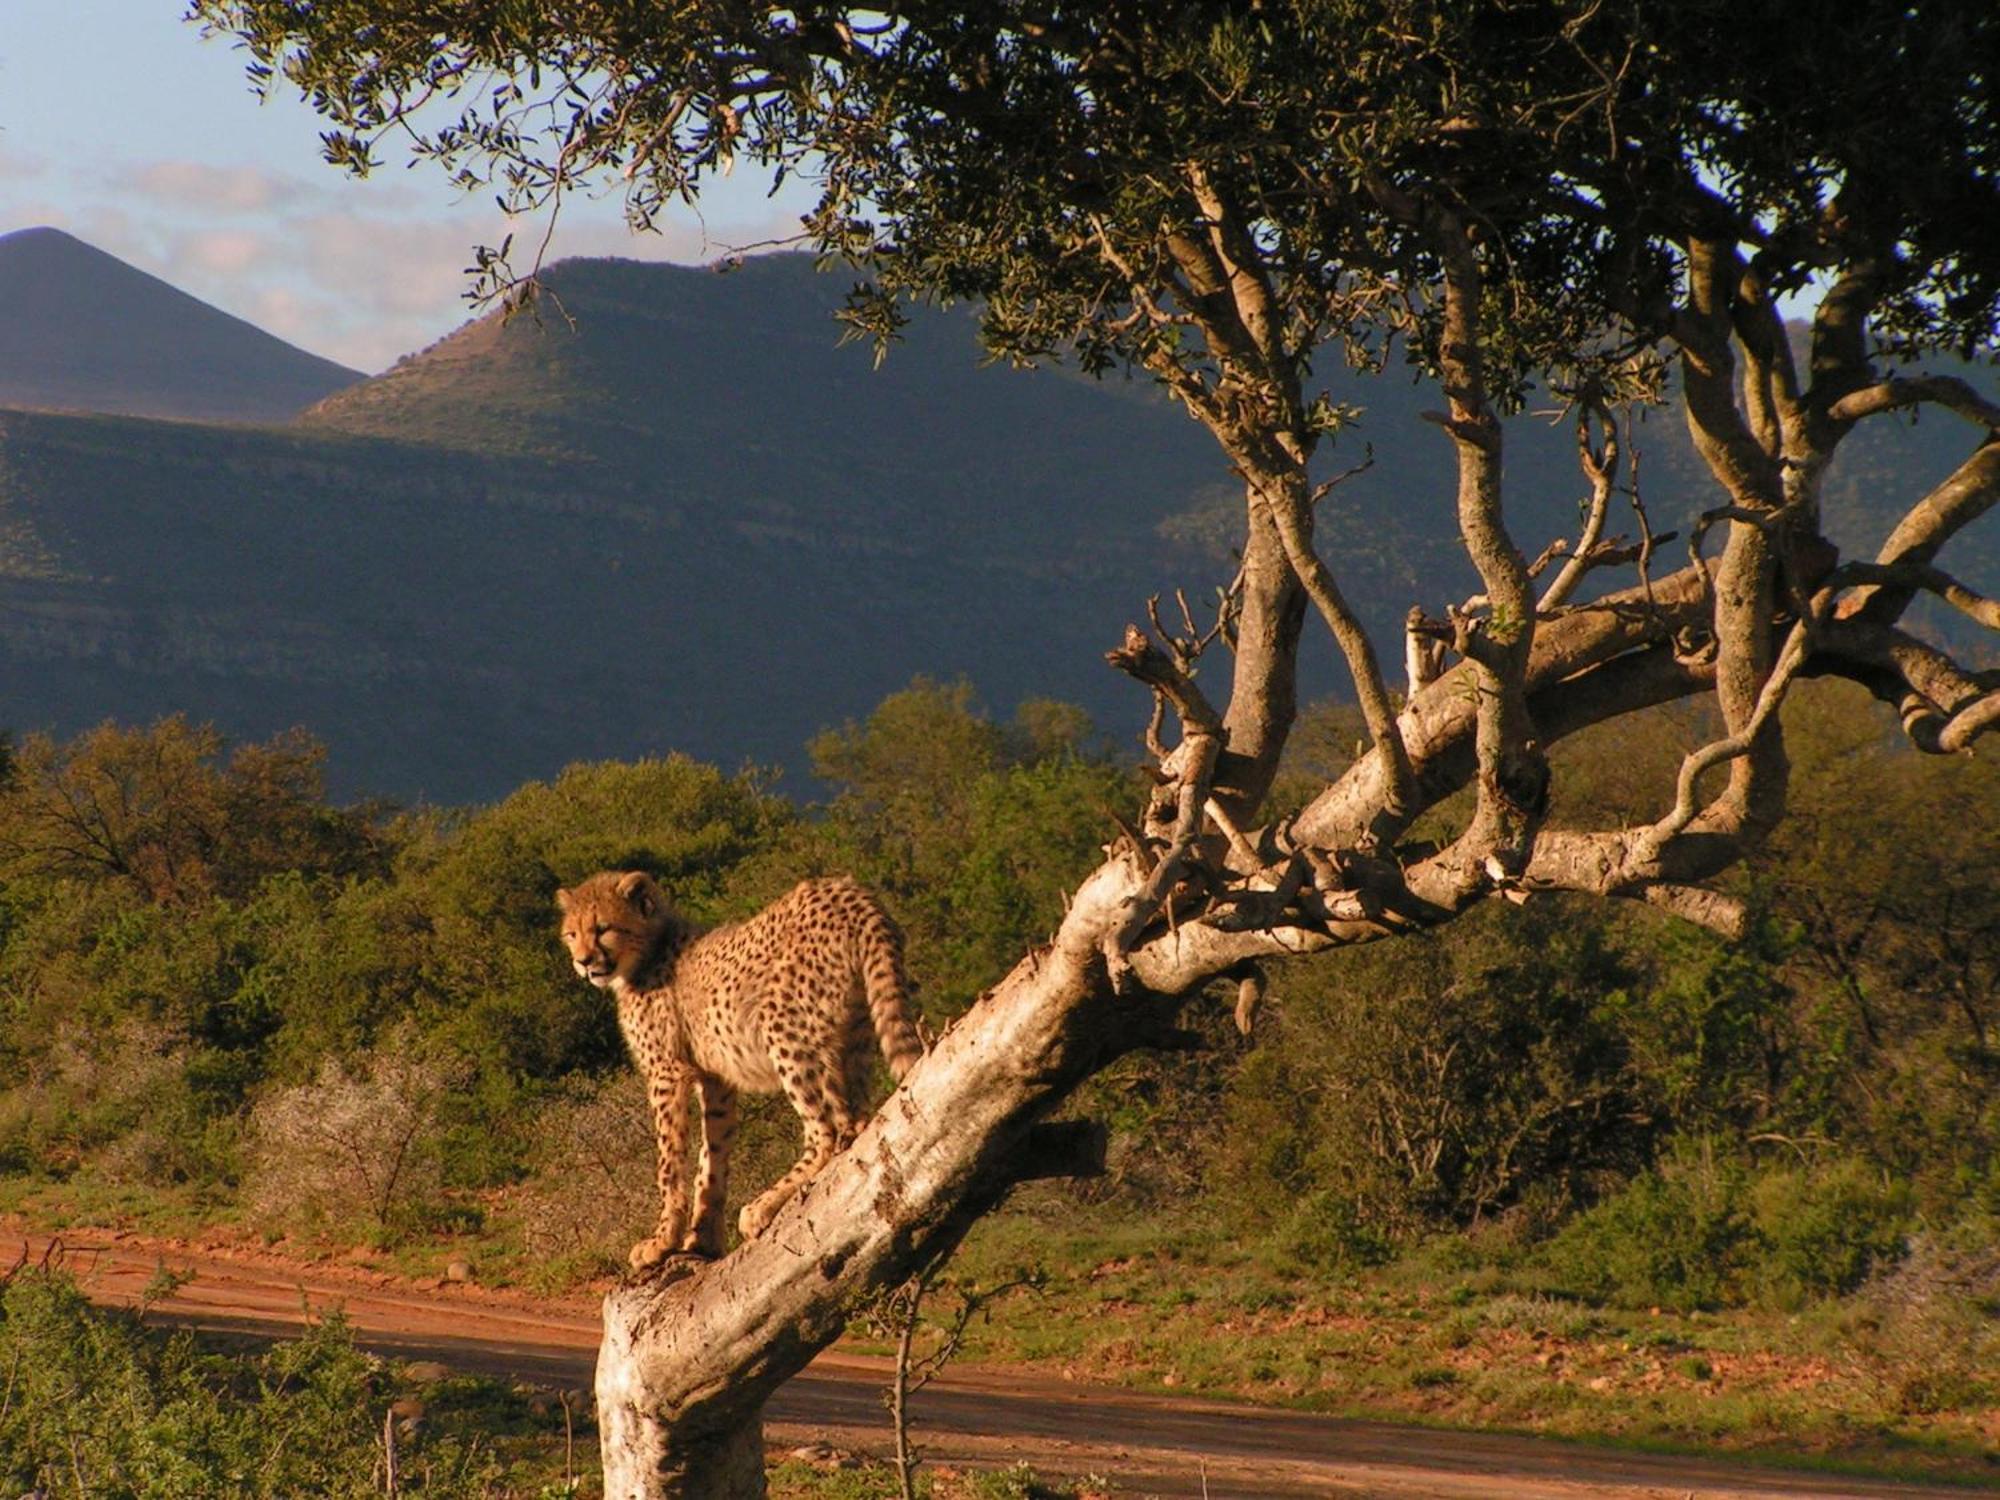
left=0, top=226, right=363, bottom=423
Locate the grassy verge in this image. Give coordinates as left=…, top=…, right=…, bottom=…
left=872, top=1207, right=2000, bottom=1487
left=6, top=1172, right=1997, bottom=1489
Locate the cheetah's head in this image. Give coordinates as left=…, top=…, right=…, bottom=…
left=555, top=870, right=674, bottom=989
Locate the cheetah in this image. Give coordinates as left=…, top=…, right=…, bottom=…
left=556, top=870, right=924, bottom=1268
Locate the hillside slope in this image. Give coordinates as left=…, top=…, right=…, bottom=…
left=0, top=226, right=362, bottom=422
left=0, top=245, right=1989, bottom=802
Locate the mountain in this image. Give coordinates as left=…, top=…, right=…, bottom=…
left=0, top=226, right=362, bottom=422
left=0, top=241, right=1989, bottom=804
left=0, top=252, right=1243, bottom=801
left=301, top=254, right=1222, bottom=576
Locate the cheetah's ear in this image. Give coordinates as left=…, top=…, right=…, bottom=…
left=554, top=887, right=572, bottom=913
left=615, top=869, right=658, bottom=916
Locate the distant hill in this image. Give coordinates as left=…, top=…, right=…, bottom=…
left=0, top=226, right=362, bottom=422
left=0, top=253, right=1244, bottom=801
left=301, top=254, right=1225, bottom=576
left=0, top=241, right=1989, bottom=803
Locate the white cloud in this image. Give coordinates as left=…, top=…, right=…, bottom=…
left=279, top=197, right=813, bottom=370
left=6, top=158, right=819, bottom=374
left=179, top=228, right=270, bottom=276
left=115, top=160, right=309, bottom=214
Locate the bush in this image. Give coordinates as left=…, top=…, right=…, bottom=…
left=1542, top=1141, right=1757, bottom=1310
left=245, top=1044, right=460, bottom=1243
left=1851, top=1215, right=2000, bottom=1413
left=1751, top=1158, right=1913, bottom=1306
left=1277, top=1189, right=1393, bottom=1274
left=1212, top=900, right=1658, bottom=1237
left=1544, top=1143, right=1919, bottom=1312
left=513, top=1072, right=657, bottom=1269
left=512, top=1069, right=816, bottom=1275
left=0, top=1266, right=497, bottom=1498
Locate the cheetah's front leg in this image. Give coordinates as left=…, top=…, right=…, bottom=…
left=630, top=1059, right=693, bottom=1271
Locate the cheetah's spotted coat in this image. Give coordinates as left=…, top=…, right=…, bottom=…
left=556, top=870, right=923, bottom=1268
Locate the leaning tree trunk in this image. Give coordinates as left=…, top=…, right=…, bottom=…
left=589, top=567, right=1752, bottom=1498
left=595, top=853, right=1183, bottom=1498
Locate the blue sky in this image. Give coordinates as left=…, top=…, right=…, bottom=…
left=0, top=2, right=817, bottom=371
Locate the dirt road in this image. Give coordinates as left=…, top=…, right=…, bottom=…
left=11, top=1225, right=1988, bottom=1500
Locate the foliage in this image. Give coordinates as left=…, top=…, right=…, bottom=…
left=804, top=680, right=1135, bottom=1013
left=1541, top=1142, right=1915, bottom=1312
left=0, top=1266, right=498, bottom=1498
left=192, top=0, right=2000, bottom=386
left=0, top=701, right=1133, bottom=1232
left=1217, top=898, right=1662, bottom=1235
left=0, top=683, right=1992, bottom=1309
left=0, top=716, right=379, bottom=905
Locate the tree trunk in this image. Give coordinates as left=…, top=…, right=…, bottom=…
left=597, top=1326, right=765, bottom=1500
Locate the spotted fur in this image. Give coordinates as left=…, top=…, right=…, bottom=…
left=555, top=869, right=923, bottom=1268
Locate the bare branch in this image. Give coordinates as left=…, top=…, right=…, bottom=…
left=1102, top=625, right=1229, bottom=988
left=1308, top=448, right=1376, bottom=507
left=1537, top=402, right=1619, bottom=610
left=1405, top=605, right=1448, bottom=694
left=1846, top=438, right=2000, bottom=626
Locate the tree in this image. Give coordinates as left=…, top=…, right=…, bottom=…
left=0, top=717, right=373, bottom=905
left=191, top=2, right=2000, bottom=1493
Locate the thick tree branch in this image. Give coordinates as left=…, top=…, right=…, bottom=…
left=1294, top=565, right=1710, bottom=851
left=1427, top=205, right=1544, bottom=893
left=1837, top=562, right=2000, bottom=632
left=1810, top=617, right=2000, bottom=755
left=597, top=855, right=1148, bottom=1497
left=1675, top=238, right=1785, bottom=511
left=1846, top=437, right=2000, bottom=626
left=1827, top=375, right=2000, bottom=430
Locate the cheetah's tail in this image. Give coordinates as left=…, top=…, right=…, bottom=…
left=862, top=907, right=925, bottom=1081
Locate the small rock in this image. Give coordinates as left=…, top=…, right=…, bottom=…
left=1586, top=1375, right=1614, bottom=1392
left=403, top=1361, right=453, bottom=1385
left=444, top=1259, right=476, bottom=1283
left=389, top=1396, right=427, bottom=1422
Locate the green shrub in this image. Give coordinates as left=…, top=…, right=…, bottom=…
left=0, top=1266, right=496, bottom=1498
left=1545, top=1144, right=1920, bottom=1312
left=1750, top=1158, right=1913, bottom=1306
left=1277, top=1189, right=1393, bottom=1274
left=1213, top=900, right=1659, bottom=1236
left=1542, top=1142, right=1758, bottom=1310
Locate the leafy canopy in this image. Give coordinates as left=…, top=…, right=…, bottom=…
left=194, top=0, right=2000, bottom=414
